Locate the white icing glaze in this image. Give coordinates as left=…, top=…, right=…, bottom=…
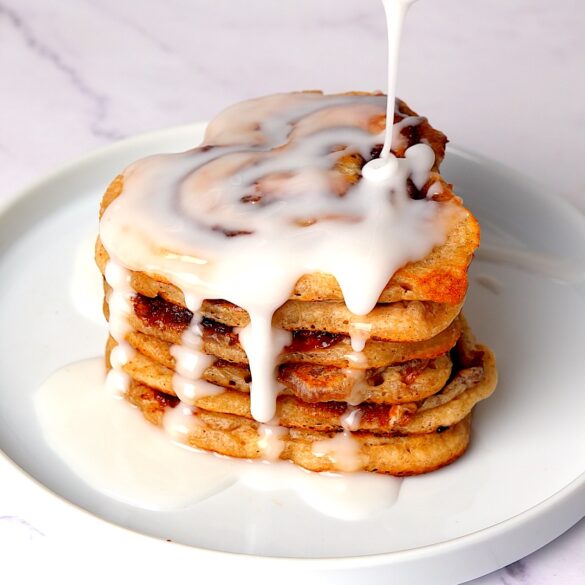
left=44, top=0, right=425, bottom=513
left=34, top=359, right=401, bottom=518
left=346, top=368, right=372, bottom=406
left=171, top=344, right=213, bottom=379
left=238, top=314, right=291, bottom=421
left=348, top=321, right=372, bottom=352
left=257, top=422, right=288, bottom=461
left=103, top=260, right=135, bottom=397
left=341, top=405, right=364, bottom=432
left=171, top=375, right=223, bottom=404
left=35, top=359, right=236, bottom=510
left=240, top=464, right=402, bottom=522
left=162, top=401, right=202, bottom=440
left=380, top=0, right=419, bottom=158
left=311, top=405, right=366, bottom=471
left=170, top=312, right=220, bottom=403
left=109, top=344, right=134, bottom=369
left=104, top=261, right=133, bottom=343
left=99, top=94, right=449, bottom=423
left=346, top=350, right=369, bottom=369
left=312, top=431, right=362, bottom=472
left=104, top=368, right=130, bottom=397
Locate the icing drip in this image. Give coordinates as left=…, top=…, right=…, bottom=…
left=104, top=261, right=133, bottom=345
left=257, top=422, right=289, bottom=461
left=380, top=0, right=419, bottom=158
left=171, top=306, right=221, bottom=403
left=104, top=368, right=130, bottom=397
left=341, top=405, right=364, bottom=432
left=311, top=402, right=365, bottom=471
left=346, top=369, right=371, bottom=406
left=104, top=261, right=134, bottom=396
left=171, top=371, right=222, bottom=404
left=349, top=321, right=372, bottom=352
left=312, top=430, right=362, bottom=473
left=163, top=402, right=202, bottom=441
left=238, top=313, right=292, bottom=422
left=344, top=347, right=371, bottom=406
left=346, top=350, right=369, bottom=369
left=34, top=0, right=431, bottom=514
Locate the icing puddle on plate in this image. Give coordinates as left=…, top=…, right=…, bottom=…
left=34, top=358, right=401, bottom=520
left=38, top=229, right=404, bottom=520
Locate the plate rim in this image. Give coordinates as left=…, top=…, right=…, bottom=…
left=1, top=122, right=584, bottom=579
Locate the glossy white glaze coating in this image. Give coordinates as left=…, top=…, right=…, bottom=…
left=34, top=358, right=401, bottom=518
left=99, top=92, right=451, bottom=422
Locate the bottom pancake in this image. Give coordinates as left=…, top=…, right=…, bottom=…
left=125, top=379, right=472, bottom=476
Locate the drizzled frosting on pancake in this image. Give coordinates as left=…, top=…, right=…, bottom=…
left=99, top=91, right=455, bottom=422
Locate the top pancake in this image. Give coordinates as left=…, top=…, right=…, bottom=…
left=97, top=93, right=479, bottom=308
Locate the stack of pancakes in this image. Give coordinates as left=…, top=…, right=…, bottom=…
left=96, top=97, right=497, bottom=476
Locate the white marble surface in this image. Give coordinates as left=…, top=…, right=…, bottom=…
left=0, top=0, right=584, bottom=583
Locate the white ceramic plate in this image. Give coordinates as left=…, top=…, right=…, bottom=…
left=1, top=124, right=584, bottom=585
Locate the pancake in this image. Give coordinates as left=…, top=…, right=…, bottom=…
left=109, top=339, right=453, bottom=404
left=107, top=338, right=453, bottom=404
left=113, top=348, right=493, bottom=435
left=119, top=314, right=463, bottom=369
left=95, top=95, right=479, bottom=309
left=277, top=357, right=452, bottom=403
left=102, top=281, right=464, bottom=343
left=139, top=293, right=464, bottom=343
left=107, top=318, right=495, bottom=437
left=96, top=208, right=478, bottom=306
left=102, top=284, right=462, bottom=345
left=124, top=379, right=473, bottom=476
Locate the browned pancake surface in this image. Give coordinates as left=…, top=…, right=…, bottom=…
left=96, top=95, right=479, bottom=309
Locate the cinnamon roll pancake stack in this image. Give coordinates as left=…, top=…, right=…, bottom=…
left=96, top=92, right=497, bottom=475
